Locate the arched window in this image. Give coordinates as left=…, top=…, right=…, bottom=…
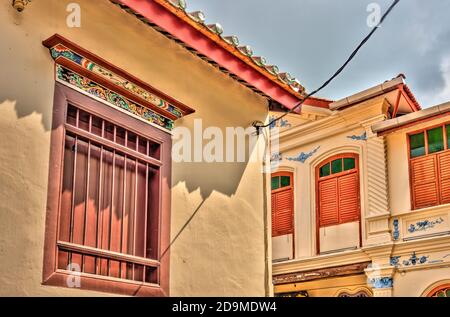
left=271, top=172, right=294, bottom=237
left=316, top=154, right=361, bottom=253
left=316, top=153, right=361, bottom=253
left=427, top=284, right=450, bottom=297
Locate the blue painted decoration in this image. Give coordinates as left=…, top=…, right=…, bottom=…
left=390, top=256, right=401, bottom=267
left=347, top=132, right=368, bottom=141
left=269, top=116, right=292, bottom=130
left=286, top=146, right=320, bottom=164
left=402, top=252, right=429, bottom=266
left=408, top=217, right=444, bottom=233
left=369, top=277, right=393, bottom=289
left=270, top=153, right=282, bottom=162
left=393, top=219, right=400, bottom=241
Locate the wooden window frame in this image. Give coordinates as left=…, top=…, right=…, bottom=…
left=315, top=153, right=362, bottom=254
left=42, top=83, right=172, bottom=296
left=407, top=122, right=450, bottom=210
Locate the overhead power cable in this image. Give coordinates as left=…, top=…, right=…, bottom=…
left=253, top=0, right=401, bottom=131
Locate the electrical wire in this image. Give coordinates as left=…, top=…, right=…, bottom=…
left=253, top=0, right=401, bottom=130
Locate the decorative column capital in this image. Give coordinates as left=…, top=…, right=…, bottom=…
left=365, top=264, right=396, bottom=297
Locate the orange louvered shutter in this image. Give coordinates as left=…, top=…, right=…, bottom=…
left=338, top=173, right=360, bottom=223
left=317, top=154, right=360, bottom=228
left=272, top=189, right=294, bottom=236
left=318, top=178, right=339, bottom=227
left=411, top=156, right=439, bottom=209
left=438, top=151, right=450, bottom=204
left=271, top=172, right=294, bottom=237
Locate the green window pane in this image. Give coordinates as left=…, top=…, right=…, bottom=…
left=344, top=158, right=356, bottom=171
left=271, top=177, right=280, bottom=190
left=427, top=127, right=444, bottom=154
left=280, top=176, right=291, bottom=188
left=447, top=125, right=450, bottom=149
left=320, top=163, right=330, bottom=178
left=331, top=159, right=343, bottom=174
left=410, top=133, right=425, bottom=158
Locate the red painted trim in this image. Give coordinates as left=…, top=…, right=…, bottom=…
left=427, top=284, right=450, bottom=297
left=117, top=0, right=302, bottom=109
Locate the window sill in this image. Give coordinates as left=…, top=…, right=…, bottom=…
left=43, top=270, right=166, bottom=297
left=391, top=203, right=450, bottom=217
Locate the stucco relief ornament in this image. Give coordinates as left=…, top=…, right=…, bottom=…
left=286, top=146, right=320, bottom=164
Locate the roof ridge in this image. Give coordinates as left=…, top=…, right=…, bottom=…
left=162, top=0, right=307, bottom=96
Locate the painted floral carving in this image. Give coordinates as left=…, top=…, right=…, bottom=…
left=57, top=65, right=174, bottom=130
left=408, top=217, right=444, bottom=233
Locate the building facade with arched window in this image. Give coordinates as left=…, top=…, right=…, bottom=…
left=270, top=75, right=450, bottom=297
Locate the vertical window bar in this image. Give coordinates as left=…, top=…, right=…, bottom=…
left=107, top=125, right=117, bottom=276
left=95, top=120, right=105, bottom=275
left=120, top=131, right=128, bottom=279
left=132, top=136, right=139, bottom=281
left=142, top=141, right=150, bottom=281
left=68, top=109, right=79, bottom=267
left=81, top=115, right=93, bottom=272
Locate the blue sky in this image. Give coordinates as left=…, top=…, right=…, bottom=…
left=188, top=0, right=450, bottom=108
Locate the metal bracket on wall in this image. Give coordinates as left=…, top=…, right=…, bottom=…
left=12, top=0, right=31, bottom=12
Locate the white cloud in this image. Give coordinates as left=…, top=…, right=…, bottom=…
left=422, top=56, right=450, bottom=107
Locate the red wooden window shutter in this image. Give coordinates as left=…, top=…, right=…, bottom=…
left=409, top=125, right=450, bottom=210
left=271, top=172, right=294, bottom=237
left=438, top=152, right=450, bottom=204
left=410, top=156, right=439, bottom=209
left=318, top=178, right=339, bottom=227
left=317, top=154, right=360, bottom=228
left=338, top=173, right=360, bottom=223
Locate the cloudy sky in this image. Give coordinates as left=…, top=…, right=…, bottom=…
left=188, top=0, right=450, bottom=108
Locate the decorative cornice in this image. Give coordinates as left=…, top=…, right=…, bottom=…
left=273, top=262, right=370, bottom=285
left=43, top=34, right=195, bottom=131
left=272, top=249, right=371, bottom=276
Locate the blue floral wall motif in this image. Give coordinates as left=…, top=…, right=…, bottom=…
left=408, top=217, right=444, bottom=233
left=390, top=252, right=429, bottom=268
left=270, top=152, right=283, bottom=162
left=402, top=252, right=429, bottom=266
left=393, top=219, right=400, bottom=241
left=347, top=132, right=368, bottom=141
left=369, top=277, right=393, bottom=289
left=286, top=146, right=320, bottom=164
left=269, top=116, right=292, bottom=130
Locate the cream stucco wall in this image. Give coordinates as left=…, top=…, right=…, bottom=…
left=0, top=0, right=269, bottom=296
